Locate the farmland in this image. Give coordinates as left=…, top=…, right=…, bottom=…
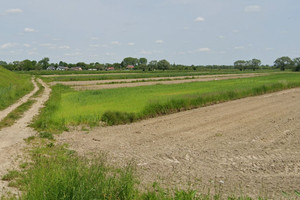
left=0, top=69, right=300, bottom=199
left=33, top=73, right=300, bottom=132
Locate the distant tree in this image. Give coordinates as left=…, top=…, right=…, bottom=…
left=38, top=57, right=50, bottom=70
left=20, top=60, right=34, bottom=71
left=249, top=58, right=261, bottom=71
left=157, top=59, right=170, bottom=70
left=121, top=57, right=138, bottom=68
left=76, top=62, right=87, bottom=69
left=59, top=61, right=68, bottom=67
left=138, top=58, right=147, bottom=66
left=234, top=60, right=247, bottom=71
left=148, top=60, right=157, bottom=71
left=293, top=57, right=300, bottom=71
left=274, top=56, right=293, bottom=71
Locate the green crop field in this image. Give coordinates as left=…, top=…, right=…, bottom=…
left=0, top=66, right=33, bottom=110
left=40, top=70, right=276, bottom=82
left=32, top=73, right=300, bottom=132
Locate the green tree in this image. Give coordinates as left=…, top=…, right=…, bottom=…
left=234, top=60, right=247, bottom=71
left=121, top=57, right=138, bottom=68
left=138, top=58, right=147, bottom=66
left=293, top=57, right=300, bottom=71
left=274, top=56, right=293, bottom=71
left=157, top=59, right=170, bottom=70
left=38, top=57, right=50, bottom=70
left=148, top=60, right=158, bottom=71
left=249, top=58, right=261, bottom=71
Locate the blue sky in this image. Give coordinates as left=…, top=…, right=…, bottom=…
left=0, top=0, right=299, bottom=65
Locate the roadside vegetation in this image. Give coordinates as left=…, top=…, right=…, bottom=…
left=32, top=73, right=300, bottom=132
left=0, top=66, right=33, bottom=111
left=1, top=139, right=252, bottom=200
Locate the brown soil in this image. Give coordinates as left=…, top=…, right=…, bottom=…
left=68, top=74, right=265, bottom=90
left=57, top=88, right=300, bottom=198
left=0, top=79, right=51, bottom=196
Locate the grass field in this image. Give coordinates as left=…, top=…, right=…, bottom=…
left=32, top=73, right=300, bottom=132
left=0, top=66, right=33, bottom=111
left=40, top=70, right=276, bottom=82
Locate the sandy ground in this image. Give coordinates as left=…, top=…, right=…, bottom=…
left=58, top=88, right=300, bottom=198
left=50, top=73, right=263, bottom=86
left=0, top=79, right=51, bottom=196
left=0, top=78, right=39, bottom=122
left=70, top=74, right=264, bottom=91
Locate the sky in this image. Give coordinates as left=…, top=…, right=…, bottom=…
left=0, top=0, right=299, bottom=65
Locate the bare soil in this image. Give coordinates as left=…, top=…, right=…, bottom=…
left=57, top=88, right=300, bottom=198
left=0, top=79, right=51, bottom=195
left=64, top=74, right=265, bottom=90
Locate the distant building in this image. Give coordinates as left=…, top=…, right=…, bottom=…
left=88, top=68, right=97, bottom=71
left=47, top=66, right=56, bottom=70
left=56, top=66, right=69, bottom=71
left=126, top=65, right=134, bottom=70
left=106, top=67, right=115, bottom=71
left=70, top=67, right=82, bottom=71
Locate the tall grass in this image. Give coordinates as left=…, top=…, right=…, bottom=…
left=0, top=66, right=33, bottom=110
left=32, top=73, right=300, bottom=131
left=4, top=142, right=252, bottom=200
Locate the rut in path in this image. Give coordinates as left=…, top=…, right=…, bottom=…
left=0, top=78, right=51, bottom=196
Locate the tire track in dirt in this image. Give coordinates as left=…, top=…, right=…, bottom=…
left=57, top=88, right=300, bottom=198
left=0, top=78, right=38, bottom=122
left=0, top=79, right=51, bottom=196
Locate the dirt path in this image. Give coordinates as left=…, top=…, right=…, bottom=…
left=70, top=74, right=265, bottom=90
left=0, top=79, right=51, bottom=195
left=0, top=78, right=39, bottom=122
left=58, top=88, right=300, bottom=198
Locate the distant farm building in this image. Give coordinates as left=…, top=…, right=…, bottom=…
left=56, top=66, right=69, bottom=71
left=47, top=66, right=56, bottom=70
left=126, top=65, right=134, bottom=70
left=70, top=67, right=83, bottom=71
left=106, top=67, right=115, bottom=71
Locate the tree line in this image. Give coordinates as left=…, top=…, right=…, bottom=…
left=0, top=56, right=299, bottom=71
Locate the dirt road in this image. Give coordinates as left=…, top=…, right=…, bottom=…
left=0, top=79, right=51, bottom=195
left=58, top=88, right=300, bottom=198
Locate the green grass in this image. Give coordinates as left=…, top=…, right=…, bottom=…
left=31, top=80, right=44, bottom=98
left=31, top=73, right=300, bottom=132
left=0, top=100, right=35, bottom=130
left=41, top=70, right=275, bottom=82
left=2, top=140, right=256, bottom=200
left=0, top=66, right=33, bottom=110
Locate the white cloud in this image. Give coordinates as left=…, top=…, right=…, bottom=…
left=0, top=43, right=15, bottom=49
left=234, top=46, right=244, bottom=50
left=89, top=44, right=100, bottom=48
left=128, top=42, right=135, bottom=46
left=4, top=8, right=23, bottom=15
left=24, top=28, right=36, bottom=32
left=219, top=35, right=225, bottom=39
left=140, top=50, right=152, bottom=55
left=232, top=30, right=240, bottom=33
left=58, top=45, right=70, bottom=49
left=265, top=47, right=273, bottom=51
left=111, top=41, right=121, bottom=45
left=91, top=37, right=99, bottom=40
left=23, top=44, right=31, bottom=48
left=194, top=17, right=205, bottom=22
left=196, top=48, right=211, bottom=52
left=244, top=5, right=261, bottom=13
left=155, top=40, right=164, bottom=44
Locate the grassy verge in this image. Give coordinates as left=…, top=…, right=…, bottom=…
left=0, top=66, right=33, bottom=111
left=31, top=80, right=44, bottom=98
left=31, top=73, right=300, bottom=132
left=1, top=139, right=257, bottom=200
left=0, top=100, right=36, bottom=130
